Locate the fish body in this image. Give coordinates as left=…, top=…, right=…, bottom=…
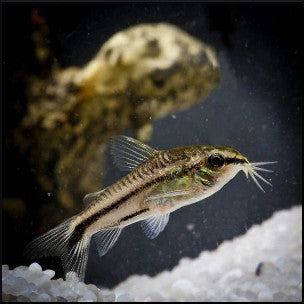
left=24, top=136, right=276, bottom=281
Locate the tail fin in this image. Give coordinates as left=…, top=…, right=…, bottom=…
left=24, top=216, right=90, bottom=282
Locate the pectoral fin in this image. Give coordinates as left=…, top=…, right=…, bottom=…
left=146, top=189, right=192, bottom=201
left=146, top=175, right=194, bottom=204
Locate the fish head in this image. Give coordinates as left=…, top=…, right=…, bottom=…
left=195, top=146, right=276, bottom=193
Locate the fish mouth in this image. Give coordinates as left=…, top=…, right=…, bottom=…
left=242, top=160, right=277, bottom=192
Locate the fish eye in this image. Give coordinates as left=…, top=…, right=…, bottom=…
left=208, top=153, right=225, bottom=168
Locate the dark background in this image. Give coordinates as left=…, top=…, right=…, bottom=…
left=2, top=3, right=302, bottom=288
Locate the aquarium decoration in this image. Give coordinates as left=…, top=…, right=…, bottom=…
left=14, top=23, right=220, bottom=232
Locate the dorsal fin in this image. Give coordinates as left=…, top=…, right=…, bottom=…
left=110, top=135, right=157, bottom=172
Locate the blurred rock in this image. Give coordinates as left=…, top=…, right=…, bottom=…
left=14, top=22, right=220, bottom=231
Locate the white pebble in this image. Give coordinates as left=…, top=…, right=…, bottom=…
left=36, top=293, right=52, bottom=302
left=251, top=282, right=269, bottom=293
left=273, top=291, right=289, bottom=301
left=82, top=290, right=97, bottom=302
left=43, top=269, right=55, bottom=279
left=49, top=283, right=60, bottom=297
left=258, top=290, right=274, bottom=301
left=28, top=282, right=38, bottom=293
left=32, top=273, right=51, bottom=288
left=17, top=295, right=30, bottom=302
left=99, top=289, right=115, bottom=302
left=14, top=277, right=28, bottom=295
left=78, top=296, right=93, bottom=302
left=171, top=278, right=197, bottom=297
left=29, top=292, right=39, bottom=302
left=74, top=282, right=88, bottom=295
left=61, top=287, right=76, bottom=298
left=116, top=293, right=134, bottom=302
left=28, top=263, right=42, bottom=273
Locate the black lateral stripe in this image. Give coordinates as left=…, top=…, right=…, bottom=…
left=225, top=157, right=246, bottom=165
left=120, top=208, right=149, bottom=223
left=68, top=224, right=85, bottom=248
left=68, top=163, right=200, bottom=248
left=68, top=174, right=166, bottom=248
left=84, top=175, right=165, bottom=225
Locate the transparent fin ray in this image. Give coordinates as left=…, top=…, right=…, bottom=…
left=110, top=135, right=157, bottom=172
left=147, top=189, right=191, bottom=201
left=24, top=216, right=90, bottom=282
left=93, top=226, right=122, bottom=257
left=141, top=213, right=170, bottom=239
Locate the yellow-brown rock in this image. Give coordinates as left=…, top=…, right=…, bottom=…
left=15, top=23, right=220, bottom=229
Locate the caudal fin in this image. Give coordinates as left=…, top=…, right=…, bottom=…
left=24, top=216, right=90, bottom=282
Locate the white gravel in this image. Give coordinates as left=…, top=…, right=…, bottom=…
left=2, top=205, right=302, bottom=302
left=114, top=205, right=302, bottom=302
left=2, top=263, right=117, bottom=302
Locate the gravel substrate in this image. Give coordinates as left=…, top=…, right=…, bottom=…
left=2, top=206, right=302, bottom=302
left=114, top=205, right=302, bottom=302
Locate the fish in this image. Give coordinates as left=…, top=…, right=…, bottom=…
left=24, top=135, right=276, bottom=281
